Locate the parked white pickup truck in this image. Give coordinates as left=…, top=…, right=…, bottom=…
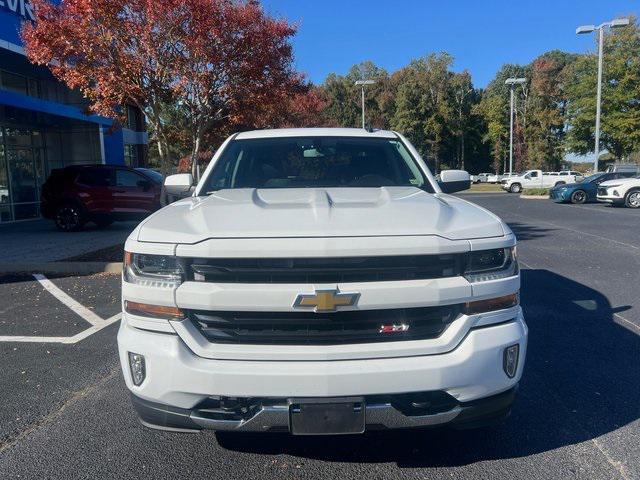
left=501, top=170, right=583, bottom=193
left=118, top=128, right=526, bottom=435
left=471, top=172, right=492, bottom=183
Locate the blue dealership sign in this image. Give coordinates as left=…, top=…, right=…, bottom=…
left=0, top=0, right=35, bottom=21
left=0, top=0, right=34, bottom=47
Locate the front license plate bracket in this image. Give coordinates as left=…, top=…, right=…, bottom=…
left=289, top=397, right=365, bottom=435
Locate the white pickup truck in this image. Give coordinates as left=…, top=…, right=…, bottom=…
left=118, top=128, right=527, bottom=435
left=471, top=172, right=492, bottom=183
left=501, top=170, right=583, bottom=193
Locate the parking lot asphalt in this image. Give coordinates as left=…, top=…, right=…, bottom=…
left=1, top=194, right=639, bottom=480
left=0, top=219, right=137, bottom=263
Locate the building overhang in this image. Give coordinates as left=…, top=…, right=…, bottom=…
left=0, top=89, right=114, bottom=126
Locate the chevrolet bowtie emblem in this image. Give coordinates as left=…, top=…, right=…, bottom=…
left=293, top=289, right=360, bottom=313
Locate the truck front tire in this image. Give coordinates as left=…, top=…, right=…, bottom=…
left=509, top=183, right=522, bottom=194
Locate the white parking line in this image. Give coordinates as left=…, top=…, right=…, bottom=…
left=33, top=273, right=105, bottom=326
left=0, top=275, right=121, bottom=344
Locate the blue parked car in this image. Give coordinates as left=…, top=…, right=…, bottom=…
left=550, top=171, right=638, bottom=204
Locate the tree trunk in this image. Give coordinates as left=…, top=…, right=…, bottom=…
left=154, top=132, right=172, bottom=207
left=190, top=128, right=203, bottom=180
left=154, top=133, right=172, bottom=175
left=460, top=132, right=465, bottom=171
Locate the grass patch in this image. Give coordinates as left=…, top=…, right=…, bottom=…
left=522, top=188, right=550, bottom=196
left=468, top=183, right=503, bottom=192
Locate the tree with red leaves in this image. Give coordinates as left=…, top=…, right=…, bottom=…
left=22, top=0, right=304, bottom=174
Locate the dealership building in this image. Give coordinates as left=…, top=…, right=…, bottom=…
left=0, top=0, right=148, bottom=223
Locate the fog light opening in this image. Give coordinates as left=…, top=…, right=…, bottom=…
left=503, top=344, right=519, bottom=378
left=128, top=352, right=146, bottom=386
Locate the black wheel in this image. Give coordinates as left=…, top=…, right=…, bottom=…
left=570, top=190, right=586, bottom=204
left=509, top=183, right=522, bottom=194
left=554, top=181, right=566, bottom=187
left=54, top=204, right=85, bottom=232
left=94, top=218, right=114, bottom=228
left=624, top=190, right=640, bottom=209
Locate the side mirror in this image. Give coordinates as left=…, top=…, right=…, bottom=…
left=438, top=170, right=471, bottom=194
left=164, top=173, right=194, bottom=197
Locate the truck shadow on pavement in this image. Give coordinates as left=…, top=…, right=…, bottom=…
left=216, top=269, right=639, bottom=468
left=506, top=222, right=553, bottom=242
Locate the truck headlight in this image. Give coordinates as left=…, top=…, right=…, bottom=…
left=123, top=252, right=185, bottom=288
left=464, top=247, right=518, bottom=283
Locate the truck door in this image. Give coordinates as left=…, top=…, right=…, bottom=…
left=110, top=168, right=156, bottom=219
left=524, top=171, right=539, bottom=187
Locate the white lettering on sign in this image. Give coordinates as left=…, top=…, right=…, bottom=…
left=1, top=0, right=35, bottom=21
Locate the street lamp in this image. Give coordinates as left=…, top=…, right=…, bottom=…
left=505, top=77, right=526, bottom=176
left=355, top=80, right=375, bottom=129
left=576, top=17, right=630, bottom=172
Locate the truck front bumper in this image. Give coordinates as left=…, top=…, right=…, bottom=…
left=118, top=311, right=527, bottom=433
left=130, top=384, right=518, bottom=433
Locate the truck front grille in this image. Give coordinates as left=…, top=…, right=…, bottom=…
left=189, top=255, right=463, bottom=284
left=188, top=305, right=461, bottom=345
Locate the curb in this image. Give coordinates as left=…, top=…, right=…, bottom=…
left=460, top=191, right=505, bottom=195
left=0, top=261, right=123, bottom=276
left=519, top=195, right=550, bottom=200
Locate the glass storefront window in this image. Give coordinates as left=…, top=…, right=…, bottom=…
left=5, top=127, right=34, bottom=147
left=7, top=148, right=37, bottom=204
left=124, top=144, right=139, bottom=167
left=0, top=119, right=101, bottom=222
left=1, top=71, right=29, bottom=96
left=0, top=126, right=47, bottom=222
left=0, top=129, right=12, bottom=222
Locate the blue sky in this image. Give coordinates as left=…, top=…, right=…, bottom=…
left=263, top=0, right=638, bottom=88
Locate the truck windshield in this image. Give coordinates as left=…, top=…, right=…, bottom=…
left=202, top=136, right=431, bottom=192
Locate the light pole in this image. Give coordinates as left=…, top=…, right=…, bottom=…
left=355, top=80, right=375, bottom=129
left=505, top=78, right=526, bottom=176
left=576, top=18, right=630, bottom=172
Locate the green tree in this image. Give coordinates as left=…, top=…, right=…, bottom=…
left=320, top=55, right=489, bottom=174
left=390, top=53, right=455, bottom=172
left=451, top=71, right=483, bottom=170
left=566, top=18, right=640, bottom=161
left=321, top=61, right=391, bottom=129
left=526, top=51, right=578, bottom=170
left=476, top=64, right=528, bottom=173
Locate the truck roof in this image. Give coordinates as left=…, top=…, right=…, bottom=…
left=235, top=128, right=399, bottom=140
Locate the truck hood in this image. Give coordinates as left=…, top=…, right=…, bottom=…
left=137, top=187, right=505, bottom=244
